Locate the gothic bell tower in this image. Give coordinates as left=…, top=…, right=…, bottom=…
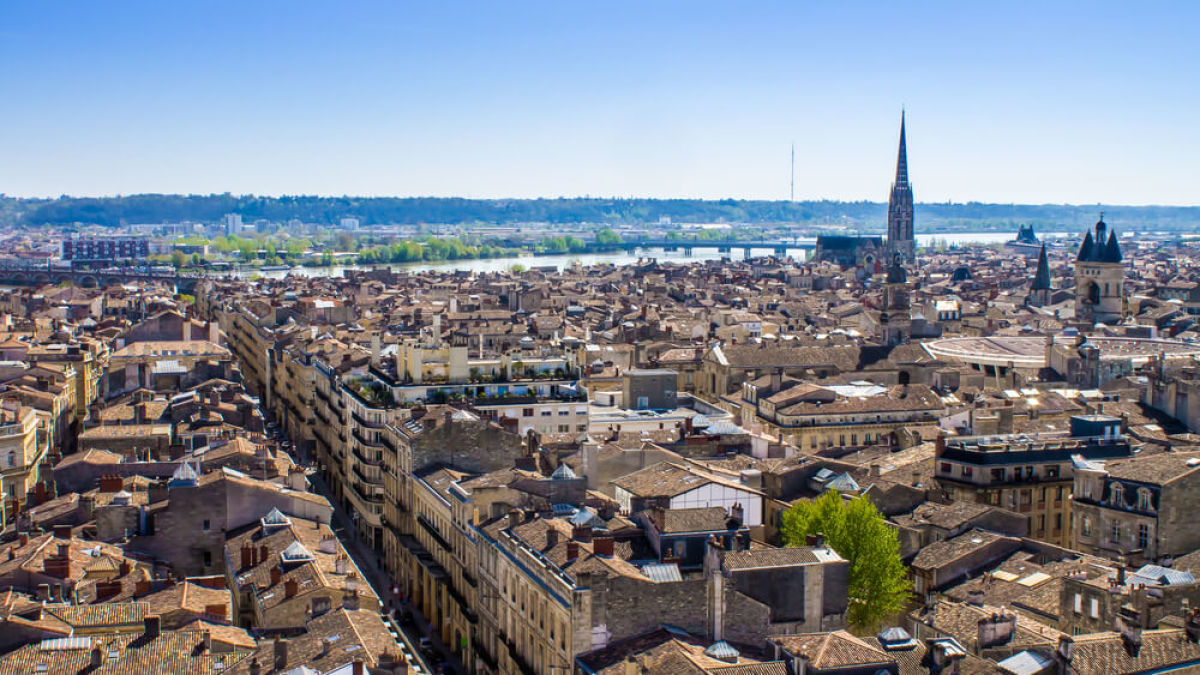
left=886, top=111, right=916, bottom=264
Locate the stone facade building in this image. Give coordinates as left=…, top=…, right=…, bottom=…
left=1071, top=451, right=1200, bottom=566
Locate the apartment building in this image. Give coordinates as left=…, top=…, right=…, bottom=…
left=1071, top=451, right=1200, bottom=566
left=0, top=404, right=47, bottom=526
left=934, top=415, right=1133, bottom=547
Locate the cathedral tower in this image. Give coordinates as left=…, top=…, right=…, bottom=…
left=1074, top=215, right=1124, bottom=324
left=887, top=112, right=916, bottom=263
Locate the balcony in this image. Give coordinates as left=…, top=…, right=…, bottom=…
left=353, top=463, right=383, bottom=488
left=418, top=514, right=452, bottom=553
left=352, top=428, right=385, bottom=450
left=381, top=434, right=398, bottom=453
left=348, top=479, right=383, bottom=506
left=352, top=410, right=384, bottom=429
left=313, top=407, right=330, bottom=426
left=353, top=444, right=383, bottom=467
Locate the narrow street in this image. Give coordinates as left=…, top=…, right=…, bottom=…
left=305, top=468, right=465, bottom=674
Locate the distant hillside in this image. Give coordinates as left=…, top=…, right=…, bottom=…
left=4, top=195, right=1200, bottom=231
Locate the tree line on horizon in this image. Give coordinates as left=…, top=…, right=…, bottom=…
left=5, top=194, right=1200, bottom=229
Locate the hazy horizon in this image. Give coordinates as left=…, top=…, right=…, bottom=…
left=3, top=1, right=1198, bottom=205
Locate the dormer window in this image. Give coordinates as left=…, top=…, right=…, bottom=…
left=1137, top=488, right=1154, bottom=512
left=1110, top=483, right=1125, bottom=508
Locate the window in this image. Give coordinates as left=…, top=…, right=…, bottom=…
left=940, top=462, right=951, bottom=474
left=1055, top=513, right=1063, bottom=532
left=203, top=551, right=212, bottom=567
left=1038, top=515, right=1046, bottom=532
left=962, top=466, right=973, bottom=478
left=202, top=520, right=210, bottom=531
left=1014, top=467, right=1023, bottom=480
left=541, top=410, right=552, bottom=417
left=1139, top=524, right=1150, bottom=549
left=1074, top=593, right=1082, bottom=614
left=6, top=451, right=13, bottom=467
left=558, top=425, right=569, bottom=433
left=1110, top=483, right=1125, bottom=507
left=991, top=468, right=1006, bottom=482
left=1082, top=516, right=1092, bottom=537
left=1137, top=488, right=1154, bottom=512
left=1047, top=465, right=1060, bottom=479
left=1111, top=520, right=1121, bottom=543
left=523, top=408, right=533, bottom=417
left=1090, top=597, right=1099, bottom=619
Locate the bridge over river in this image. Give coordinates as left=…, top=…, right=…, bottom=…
left=0, top=261, right=201, bottom=293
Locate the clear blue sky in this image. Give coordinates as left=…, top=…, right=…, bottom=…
left=2, top=1, right=1197, bottom=204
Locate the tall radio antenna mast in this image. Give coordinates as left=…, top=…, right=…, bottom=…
left=790, top=142, right=795, bottom=202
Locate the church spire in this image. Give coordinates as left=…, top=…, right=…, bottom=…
left=895, top=109, right=909, bottom=187
left=887, top=110, right=915, bottom=263
left=1032, top=245, right=1051, bottom=291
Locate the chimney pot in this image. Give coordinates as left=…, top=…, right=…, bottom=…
left=592, top=534, right=614, bottom=557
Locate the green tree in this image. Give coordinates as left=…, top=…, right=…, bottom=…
left=781, top=491, right=911, bottom=631
left=170, top=250, right=186, bottom=268
left=595, top=227, right=623, bottom=246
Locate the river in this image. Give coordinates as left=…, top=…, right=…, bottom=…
left=244, top=231, right=1071, bottom=279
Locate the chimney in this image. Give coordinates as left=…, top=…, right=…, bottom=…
left=143, top=615, right=161, bottom=639
left=572, top=523, right=593, bottom=543
left=507, top=508, right=522, bottom=526
left=977, top=612, right=1017, bottom=648
left=870, top=464, right=881, bottom=478
left=967, top=589, right=985, bottom=606
left=52, top=524, right=72, bottom=539
left=90, top=647, right=103, bottom=669
left=545, top=524, right=559, bottom=550
left=241, top=544, right=253, bottom=570
left=1187, top=609, right=1200, bottom=644
left=259, top=544, right=269, bottom=565
left=273, top=638, right=288, bottom=671
left=118, top=560, right=131, bottom=576
left=566, top=541, right=580, bottom=561
left=95, top=580, right=121, bottom=601
left=729, top=503, right=745, bottom=527
left=135, top=580, right=152, bottom=596
left=1055, top=635, right=1074, bottom=672
left=270, top=566, right=282, bottom=586
left=285, top=578, right=298, bottom=598
left=206, top=604, right=227, bottom=621
left=805, top=533, right=825, bottom=547
left=1117, top=607, right=1142, bottom=657
left=99, top=475, right=123, bottom=493
left=934, top=433, right=946, bottom=457
left=592, top=534, right=614, bottom=557
left=352, top=660, right=365, bottom=675
left=249, top=659, right=261, bottom=675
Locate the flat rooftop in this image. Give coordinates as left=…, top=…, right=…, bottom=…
left=923, top=336, right=1200, bottom=368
